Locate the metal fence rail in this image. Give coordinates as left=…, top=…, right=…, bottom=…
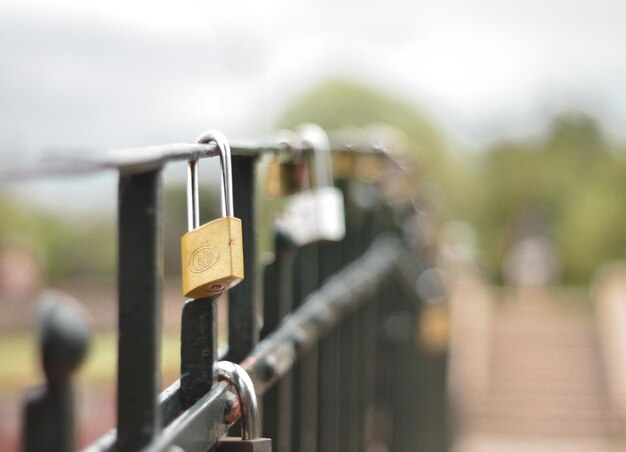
left=15, top=128, right=449, bottom=452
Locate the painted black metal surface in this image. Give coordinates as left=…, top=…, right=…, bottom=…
left=116, top=169, right=163, bottom=451
left=226, top=155, right=260, bottom=363
left=102, top=236, right=405, bottom=452
left=180, top=296, right=219, bottom=410
left=21, top=293, right=90, bottom=452
left=16, top=137, right=448, bottom=452
left=261, top=230, right=297, bottom=452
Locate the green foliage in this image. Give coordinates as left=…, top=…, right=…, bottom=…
left=1, top=80, right=622, bottom=288
left=278, top=80, right=626, bottom=286
left=277, top=78, right=445, bottom=156
left=276, top=77, right=472, bottom=215
left=0, top=195, right=116, bottom=279
left=477, top=113, right=626, bottom=284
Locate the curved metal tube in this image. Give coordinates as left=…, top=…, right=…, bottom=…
left=296, top=123, right=332, bottom=188
left=214, top=361, right=260, bottom=440
left=186, top=159, right=200, bottom=231
left=197, top=130, right=234, bottom=218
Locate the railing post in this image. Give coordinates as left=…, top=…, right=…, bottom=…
left=291, top=243, right=319, bottom=452
left=116, top=169, right=163, bottom=451
left=21, top=292, right=90, bottom=452
left=315, top=178, right=354, bottom=452
left=180, top=296, right=219, bottom=409
left=226, top=155, right=259, bottom=363
left=261, top=231, right=296, bottom=452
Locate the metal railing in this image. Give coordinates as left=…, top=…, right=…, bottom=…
left=15, top=127, right=449, bottom=452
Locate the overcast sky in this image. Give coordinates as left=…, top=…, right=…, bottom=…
left=2, top=0, right=626, bottom=208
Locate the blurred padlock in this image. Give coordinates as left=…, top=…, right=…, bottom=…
left=214, top=361, right=272, bottom=452
left=275, top=124, right=345, bottom=245
left=298, top=123, right=346, bottom=242
left=418, top=302, right=450, bottom=354
left=332, top=149, right=357, bottom=180
left=180, top=131, right=244, bottom=298
left=355, top=152, right=388, bottom=184
left=274, top=188, right=319, bottom=246
left=265, top=130, right=309, bottom=197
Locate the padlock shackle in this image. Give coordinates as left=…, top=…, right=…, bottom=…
left=197, top=130, right=234, bottom=218
left=274, top=129, right=302, bottom=157
left=186, top=131, right=234, bottom=231
left=214, top=361, right=260, bottom=440
left=187, top=159, right=201, bottom=231
left=297, top=123, right=333, bottom=189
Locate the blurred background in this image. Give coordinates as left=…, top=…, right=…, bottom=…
left=2, top=0, right=626, bottom=450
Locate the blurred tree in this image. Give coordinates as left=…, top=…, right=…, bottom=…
left=278, top=79, right=444, bottom=156
left=276, top=78, right=477, bottom=219
left=279, top=81, right=626, bottom=286
left=1, top=83, right=621, bottom=289
left=0, top=195, right=116, bottom=280
left=478, top=112, right=626, bottom=284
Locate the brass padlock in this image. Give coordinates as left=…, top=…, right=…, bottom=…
left=266, top=159, right=309, bottom=197
left=215, top=361, right=272, bottom=452
left=181, top=131, right=244, bottom=298
left=265, top=130, right=310, bottom=197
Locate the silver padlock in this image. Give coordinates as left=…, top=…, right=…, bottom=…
left=214, top=361, right=272, bottom=452
left=298, top=123, right=346, bottom=242
left=275, top=124, right=346, bottom=245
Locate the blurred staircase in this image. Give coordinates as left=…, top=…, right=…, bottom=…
left=453, top=287, right=625, bottom=451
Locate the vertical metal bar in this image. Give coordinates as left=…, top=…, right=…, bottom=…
left=226, top=155, right=259, bottom=363
left=359, top=296, right=378, bottom=450
left=317, top=324, right=340, bottom=452
left=261, top=232, right=296, bottom=340
left=292, top=243, right=319, bottom=452
left=359, top=208, right=379, bottom=450
left=180, top=296, right=219, bottom=409
left=317, top=239, right=346, bottom=452
left=316, top=178, right=355, bottom=452
left=277, top=364, right=294, bottom=452
left=116, top=169, right=163, bottom=451
left=341, top=197, right=369, bottom=452
left=372, top=277, right=395, bottom=451
left=22, top=384, right=73, bottom=452
left=296, top=346, right=319, bottom=452
left=337, top=315, right=354, bottom=451
left=261, top=232, right=296, bottom=452
left=187, top=160, right=200, bottom=231
left=348, top=313, right=361, bottom=451
left=415, top=345, right=449, bottom=452
left=388, top=280, right=410, bottom=451
left=21, top=295, right=90, bottom=452
left=276, top=235, right=296, bottom=452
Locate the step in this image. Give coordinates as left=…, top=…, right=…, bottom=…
left=462, top=404, right=615, bottom=435
left=463, top=414, right=615, bottom=437
left=486, top=379, right=609, bottom=397
left=472, top=392, right=609, bottom=412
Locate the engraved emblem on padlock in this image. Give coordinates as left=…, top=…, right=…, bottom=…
left=214, top=361, right=272, bottom=451
left=181, top=131, right=244, bottom=299
left=275, top=123, right=346, bottom=245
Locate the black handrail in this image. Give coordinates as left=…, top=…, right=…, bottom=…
left=15, top=128, right=448, bottom=452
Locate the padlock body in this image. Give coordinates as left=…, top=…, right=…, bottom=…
left=276, top=187, right=345, bottom=245
left=181, top=217, right=244, bottom=298
left=275, top=190, right=320, bottom=246
left=216, top=437, right=272, bottom=452
left=265, top=160, right=283, bottom=197
left=314, top=186, right=345, bottom=241
left=266, top=160, right=309, bottom=197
